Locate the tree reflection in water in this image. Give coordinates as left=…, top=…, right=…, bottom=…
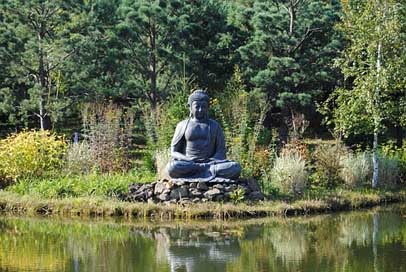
left=1, top=205, right=406, bottom=272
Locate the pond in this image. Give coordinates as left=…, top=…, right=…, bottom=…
left=1, top=205, right=406, bottom=272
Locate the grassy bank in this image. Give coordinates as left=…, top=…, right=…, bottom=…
left=1, top=189, right=406, bottom=219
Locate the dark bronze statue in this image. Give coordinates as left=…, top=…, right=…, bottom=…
left=166, top=90, right=241, bottom=181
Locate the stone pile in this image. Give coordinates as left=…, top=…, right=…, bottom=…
left=125, top=178, right=264, bottom=204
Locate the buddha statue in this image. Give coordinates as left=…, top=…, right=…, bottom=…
left=166, top=90, right=241, bottom=182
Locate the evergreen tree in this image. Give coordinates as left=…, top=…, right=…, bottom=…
left=0, top=0, right=84, bottom=130
left=231, top=0, right=342, bottom=137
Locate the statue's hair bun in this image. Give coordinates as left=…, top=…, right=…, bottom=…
left=188, top=89, right=209, bottom=106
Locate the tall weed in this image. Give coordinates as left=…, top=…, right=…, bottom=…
left=81, top=102, right=133, bottom=173
left=340, top=152, right=371, bottom=188
left=64, top=142, right=94, bottom=175
left=271, top=151, right=308, bottom=196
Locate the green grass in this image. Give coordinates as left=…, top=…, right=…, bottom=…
left=1, top=189, right=406, bottom=219
left=6, top=170, right=156, bottom=199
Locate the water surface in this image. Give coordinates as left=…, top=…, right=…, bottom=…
left=1, top=205, right=406, bottom=271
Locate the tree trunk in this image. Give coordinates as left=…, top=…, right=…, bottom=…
left=372, top=129, right=379, bottom=188
left=396, top=126, right=403, bottom=148
left=286, top=0, right=297, bottom=36
left=372, top=1, right=384, bottom=188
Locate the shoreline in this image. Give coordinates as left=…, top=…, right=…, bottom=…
left=1, top=190, right=406, bottom=219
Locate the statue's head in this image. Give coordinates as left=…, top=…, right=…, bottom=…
left=188, top=90, right=209, bottom=120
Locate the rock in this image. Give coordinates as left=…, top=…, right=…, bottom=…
left=190, top=190, right=203, bottom=197
left=204, top=188, right=221, bottom=199
left=147, top=190, right=154, bottom=198
left=213, top=184, right=224, bottom=191
left=197, top=182, right=208, bottom=190
left=247, top=191, right=264, bottom=201
left=246, top=178, right=261, bottom=192
left=173, top=180, right=185, bottom=186
left=167, top=199, right=177, bottom=204
left=170, top=187, right=189, bottom=200
left=137, top=183, right=153, bottom=193
left=166, top=181, right=175, bottom=190
left=154, top=182, right=166, bottom=195
left=157, top=193, right=170, bottom=201
left=130, top=192, right=146, bottom=202
left=224, top=184, right=237, bottom=192
left=126, top=177, right=265, bottom=204
left=214, top=194, right=224, bottom=201
left=147, top=199, right=155, bottom=204
left=224, top=192, right=232, bottom=199
left=128, top=183, right=141, bottom=194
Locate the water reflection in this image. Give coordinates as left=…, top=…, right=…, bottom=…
left=1, top=205, right=406, bottom=272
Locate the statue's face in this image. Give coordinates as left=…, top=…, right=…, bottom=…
left=190, top=100, right=208, bottom=120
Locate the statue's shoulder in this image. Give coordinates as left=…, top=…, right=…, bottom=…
left=176, top=119, right=190, bottom=128
left=208, top=119, right=222, bottom=129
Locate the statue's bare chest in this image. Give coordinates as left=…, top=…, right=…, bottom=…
left=185, top=121, right=210, bottom=142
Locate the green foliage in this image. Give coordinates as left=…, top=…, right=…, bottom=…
left=8, top=172, right=154, bottom=199
left=229, top=187, right=245, bottom=203
left=211, top=66, right=271, bottom=178
left=141, top=74, right=191, bottom=172
left=0, top=0, right=85, bottom=129
left=0, top=130, right=67, bottom=183
left=271, top=150, right=308, bottom=197
left=322, top=0, right=406, bottom=137
left=232, top=0, right=342, bottom=122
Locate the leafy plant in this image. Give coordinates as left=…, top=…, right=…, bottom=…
left=0, top=130, right=66, bottom=184
left=230, top=187, right=245, bottom=203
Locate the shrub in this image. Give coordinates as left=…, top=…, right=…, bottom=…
left=377, top=155, right=400, bottom=188
left=0, top=130, right=67, bottom=183
left=63, top=142, right=94, bottom=175
left=271, top=152, right=308, bottom=196
left=340, top=152, right=371, bottom=188
left=82, top=102, right=133, bottom=173
left=311, top=142, right=348, bottom=189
